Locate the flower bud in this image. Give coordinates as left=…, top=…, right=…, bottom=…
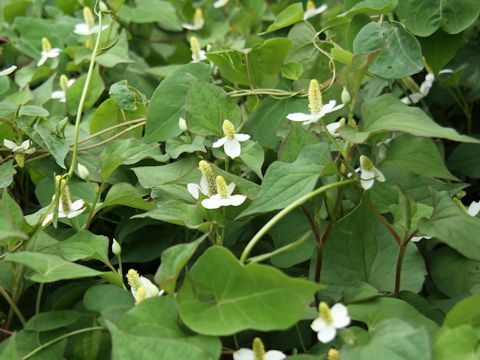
left=328, top=348, right=340, bottom=360
left=341, top=87, right=351, bottom=104
left=178, top=117, right=188, bottom=132
left=112, top=238, right=122, bottom=256
left=77, top=163, right=90, bottom=180
left=99, top=1, right=108, bottom=12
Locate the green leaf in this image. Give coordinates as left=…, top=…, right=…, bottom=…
left=240, top=143, right=330, bottom=217
left=433, top=325, right=480, bottom=360
left=100, top=183, right=156, bottom=211
left=165, top=136, right=206, bottom=160
left=178, top=246, right=320, bottom=336
left=395, top=0, right=480, bottom=36
left=281, top=62, right=304, bottom=80
left=118, top=0, right=182, bottom=31
left=67, top=66, right=105, bottom=115
left=0, top=161, right=16, bottom=189
left=239, top=141, right=264, bottom=179
left=429, top=247, right=480, bottom=297
left=321, top=201, right=426, bottom=298
left=339, top=94, right=480, bottom=144
left=382, top=135, right=456, bottom=180
left=418, top=192, right=480, bottom=261
left=96, top=31, right=133, bottom=68
left=340, top=0, right=398, bottom=17
left=442, top=294, right=480, bottom=328
left=4, top=252, right=104, bottom=283
left=19, top=105, right=49, bottom=117
left=133, top=157, right=197, bottom=189
left=419, top=30, right=463, bottom=75
left=353, top=22, right=423, bottom=79
left=263, top=3, right=304, bottom=34
left=154, top=235, right=206, bottom=294
left=144, top=63, right=212, bottom=142
left=133, top=201, right=206, bottom=230
left=57, top=231, right=110, bottom=265
left=25, top=310, right=81, bottom=331
left=341, top=319, right=431, bottom=360
left=339, top=50, right=381, bottom=98
left=0, top=193, right=28, bottom=246
left=447, top=143, right=480, bottom=178
left=84, top=284, right=134, bottom=324
left=348, top=297, right=439, bottom=337
left=107, top=297, right=221, bottom=360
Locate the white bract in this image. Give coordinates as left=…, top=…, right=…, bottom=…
left=179, top=117, right=188, bottom=132
left=0, top=65, right=17, bottom=76
left=311, top=302, right=350, bottom=343
left=51, top=75, right=75, bottom=103
left=212, top=120, right=250, bottom=158
left=187, top=160, right=216, bottom=200
left=74, top=7, right=108, bottom=36
left=467, top=201, right=480, bottom=217
left=358, top=155, right=385, bottom=190
left=3, top=139, right=35, bottom=155
left=190, top=36, right=207, bottom=63
left=213, top=0, right=229, bottom=8
left=287, top=79, right=344, bottom=125
left=37, top=37, right=61, bottom=67
left=201, top=176, right=246, bottom=209
left=126, top=269, right=164, bottom=304
left=304, top=1, right=328, bottom=20
left=182, top=8, right=205, bottom=31
left=233, top=338, right=286, bottom=360
left=401, top=69, right=454, bottom=105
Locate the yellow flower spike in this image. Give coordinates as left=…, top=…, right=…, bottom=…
left=216, top=176, right=229, bottom=198
left=135, top=287, right=147, bottom=304
left=222, top=119, right=236, bottom=138
left=126, top=269, right=141, bottom=290
left=252, top=337, right=266, bottom=360
left=59, top=75, right=69, bottom=92
left=319, top=302, right=333, bottom=324
left=328, top=348, right=340, bottom=360
left=83, top=7, right=95, bottom=29
left=189, top=36, right=202, bottom=62
left=198, top=160, right=217, bottom=195
left=193, top=8, right=204, bottom=27
left=306, top=0, right=316, bottom=12
left=41, top=37, right=52, bottom=52
left=308, top=79, right=322, bottom=115
left=14, top=153, right=25, bottom=168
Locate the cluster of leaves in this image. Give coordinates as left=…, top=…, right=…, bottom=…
left=1, top=0, right=480, bottom=359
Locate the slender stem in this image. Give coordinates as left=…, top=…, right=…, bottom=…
left=77, top=122, right=144, bottom=152
left=35, top=283, right=44, bottom=315
left=84, top=183, right=105, bottom=229
left=67, top=11, right=104, bottom=180
left=295, top=324, right=307, bottom=353
left=22, top=327, right=103, bottom=359
left=78, top=118, right=145, bottom=144
left=366, top=200, right=402, bottom=246
left=0, top=286, right=26, bottom=326
left=300, top=206, right=321, bottom=243
left=394, top=231, right=418, bottom=293
left=240, top=179, right=356, bottom=263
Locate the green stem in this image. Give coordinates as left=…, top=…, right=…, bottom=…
left=0, top=286, right=26, bottom=326
left=35, top=283, right=44, bottom=315
left=239, top=179, right=356, bottom=263
left=22, top=327, right=103, bottom=359
left=67, top=11, right=104, bottom=181
left=84, top=182, right=105, bottom=229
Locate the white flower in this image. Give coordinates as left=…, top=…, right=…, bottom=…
left=213, top=0, right=229, bottom=8
left=42, top=176, right=86, bottom=226
left=304, top=1, right=328, bottom=20
left=51, top=75, right=75, bottom=103
left=401, top=69, right=453, bottom=105
left=234, top=338, right=286, bottom=360
left=189, top=36, right=207, bottom=63
left=0, top=65, right=17, bottom=76
left=179, top=117, right=188, bottom=132
left=311, top=302, right=350, bottom=343
left=411, top=235, right=432, bottom=243
left=201, top=176, right=246, bottom=209
left=287, top=79, right=344, bottom=125
left=182, top=8, right=205, bottom=31
left=212, top=120, right=250, bottom=158
left=467, top=201, right=480, bottom=217
left=126, top=269, right=164, bottom=304
left=358, top=155, right=385, bottom=190
left=37, top=37, right=61, bottom=67
left=74, top=6, right=108, bottom=36
left=3, top=139, right=35, bottom=155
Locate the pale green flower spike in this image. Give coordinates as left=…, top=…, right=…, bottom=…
left=304, top=1, right=328, bottom=20
left=327, top=348, right=340, bottom=360
left=287, top=79, right=344, bottom=125
left=358, top=155, right=385, bottom=190
left=126, top=269, right=164, bottom=304
left=200, top=176, right=246, bottom=209
left=51, top=75, right=75, bottom=103
left=190, top=36, right=207, bottom=63
left=233, top=337, right=286, bottom=360
left=212, top=120, right=250, bottom=158
left=182, top=8, right=205, bottom=31
left=74, top=6, right=108, bottom=36
left=311, top=302, right=350, bottom=343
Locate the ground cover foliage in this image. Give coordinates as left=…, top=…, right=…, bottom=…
left=0, top=0, right=480, bottom=359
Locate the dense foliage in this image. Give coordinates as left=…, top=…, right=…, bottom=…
left=1, top=0, right=480, bottom=359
